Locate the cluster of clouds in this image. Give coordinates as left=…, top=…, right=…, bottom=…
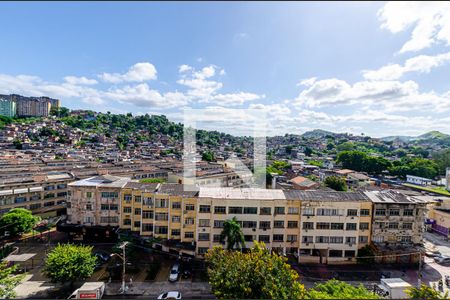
left=1, top=2, right=450, bottom=137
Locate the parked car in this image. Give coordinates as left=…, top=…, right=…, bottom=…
left=94, top=251, right=110, bottom=269
left=157, top=291, right=182, bottom=300
left=169, top=263, right=180, bottom=282
left=425, top=251, right=442, bottom=258
left=434, top=256, right=450, bottom=265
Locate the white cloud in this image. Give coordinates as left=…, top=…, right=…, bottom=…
left=363, top=51, right=450, bottom=80
left=99, top=62, right=157, bottom=83
left=178, top=64, right=192, bottom=73
left=378, top=2, right=450, bottom=53
left=211, top=92, right=263, bottom=106
left=297, top=77, right=317, bottom=86
left=64, top=76, right=98, bottom=85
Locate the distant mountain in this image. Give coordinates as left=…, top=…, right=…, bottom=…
left=381, top=131, right=450, bottom=144
left=301, top=129, right=337, bottom=138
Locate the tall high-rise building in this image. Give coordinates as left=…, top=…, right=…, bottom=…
left=0, top=95, right=16, bottom=117
left=446, top=168, right=450, bottom=192
left=11, top=94, right=59, bottom=117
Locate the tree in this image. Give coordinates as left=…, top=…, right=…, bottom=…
left=324, top=176, right=348, bottom=191
left=202, top=150, right=215, bottom=162
left=304, top=146, right=313, bottom=157
left=433, top=149, right=450, bottom=175
left=220, top=217, right=245, bottom=250
left=43, top=244, right=97, bottom=285
left=356, top=245, right=375, bottom=264
left=205, top=242, right=305, bottom=299
left=0, top=208, right=40, bottom=236
left=307, top=279, right=380, bottom=299
left=0, top=261, right=25, bottom=299
left=405, top=284, right=448, bottom=299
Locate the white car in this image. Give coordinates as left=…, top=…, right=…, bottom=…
left=168, top=263, right=180, bottom=282
left=157, top=291, right=182, bottom=300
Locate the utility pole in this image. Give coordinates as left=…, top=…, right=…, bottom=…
left=120, top=241, right=128, bottom=294
left=418, top=251, right=423, bottom=287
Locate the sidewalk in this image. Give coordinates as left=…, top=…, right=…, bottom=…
left=105, top=281, right=212, bottom=297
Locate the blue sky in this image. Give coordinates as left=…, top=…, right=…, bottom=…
left=1, top=2, right=450, bottom=137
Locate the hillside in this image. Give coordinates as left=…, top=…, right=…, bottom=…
left=301, top=129, right=336, bottom=139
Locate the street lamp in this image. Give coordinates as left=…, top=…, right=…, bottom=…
left=110, top=241, right=128, bottom=294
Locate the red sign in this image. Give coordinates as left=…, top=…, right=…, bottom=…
left=79, top=293, right=97, bottom=299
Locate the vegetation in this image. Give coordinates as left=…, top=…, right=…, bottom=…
left=337, top=151, right=391, bottom=175
left=433, top=149, right=450, bottom=175
left=205, top=242, right=305, bottom=299
left=139, top=178, right=166, bottom=183
left=43, top=244, right=97, bottom=285
left=202, top=150, right=215, bottom=162
left=405, top=284, right=448, bottom=299
left=0, top=208, right=40, bottom=236
left=356, top=245, right=375, bottom=264
left=0, top=261, right=26, bottom=299
left=403, top=183, right=450, bottom=196
left=324, top=176, right=348, bottom=191
left=306, top=279, right=380, bottom=299
left=220, top=217, right=245, bottom=250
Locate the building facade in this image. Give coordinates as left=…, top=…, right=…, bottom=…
left=11, top=94, right=59, bottom=117
left=0, top=96, right=16, bottom=117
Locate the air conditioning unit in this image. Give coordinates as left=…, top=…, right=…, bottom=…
left=307, top=216, right=310, bottom=219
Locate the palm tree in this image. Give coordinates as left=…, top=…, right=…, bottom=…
left=220, top=217, right=245, bottom=250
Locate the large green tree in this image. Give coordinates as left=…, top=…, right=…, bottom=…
left=324, top=176, right=348, bottom=191
left=0, top=208, right=40, bottom=236
left=433, top=149, right=450, bottom=175
left=43, top=244, right=97, bottom=285
left=405, top=284, right=448, bottom=299
left=0, top=262, right=25, bottom=299
left=205, top=242, right=305, bottom=299
left=220, top=217, right=245, bottom=250
left=306, top=279, right=380, bottom=299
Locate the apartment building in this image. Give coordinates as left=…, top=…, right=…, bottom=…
left=365, top=190, right=427, bottom=245
left=11, top=94, right=59, bottom=117
left=0, top=172, right=73, bottom=217
left=289, top=190, right=372, bottom=264
left=67, top=175, right=130, bottom=227
left=0, top=96, right=16, bottom=117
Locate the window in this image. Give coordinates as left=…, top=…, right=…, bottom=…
left=375, top=209, right=386, bottom=216
left=259, top=221, right=271, bottom=229
left=344, top=250, right=356, bottom=257
left=347, top=209, right=358, bottom=216
left=329, top=236, right=343, bottom=244
left=360, top=209, right=370, bottom=216
left=142, top=223, right=153, bottom=232
left=124, top=194, right=132, bottom=201
left=288, top=221, right=298, bottom=228
left=155, top=199, right=168, bottom=208
left=402, top=223, right=413, bottom=229
left=373, top=236, right=384, bottom=243
left=331, top=223, right=344, bottom=230
left=100, top=216, right=118, bottom=223
left=185, top=218, right=195, bottom=225
left=109, top=204, right=118, bottom=210
left=244, top=235, right=255, bottom=242
left=287, top=235, right=298, bottom=242
left=260, top=207, right=271, bottom=215
left=403, top=209, right=414, bottom=216
left=346, top=237, right=356, bottom=244
left=317, top=208, right=343, bottom=216
left=389, top=209, right=400, bottom=216
left=172, top=216, right=181, bottom=223
left=143, top=211, right=153, bottom=219
left=29, top=203, right=41, bottom=210
left=184, top=232, right=194, bottom=239
left=258, top=235, right=270, bottom=243
left=101, top=204, right=109, bottom=211
left=134, top=208, right=141, bottom=215
left=359, top=223, right=369, bottom=230
left=288, top=207, right=299, bottom=214
left=274, top=221, right=284, bottom=228
left=172, top=202, right=181, bottom=209
left=400, top=236, right=412, bottom=242
left=199, top=219, right=210, bottom=227
left=198, top=233, right=210, bottom=241
left=155, top=213, right=168, bottom=221
left=214, top=220, right=224, bottom=228
left=86, top=192, right=92, bottom=198
left=185, top=204, right=195, bottom=211
left=155, top=226, right=168, bottom=234
left=102, top=191, right=118, bottom=199
left=213, top=234, right=221, bottom=242
left=243, top=207, right=257, bottom=214
left=273, top=234, right=284, bottom=242
left=303, top=222, right=314, bottom=230
left=44, top=201, right=55, bottom=207
left=275, top=207, right=285, bottom=215
left=229, top=206, right=243, bottom=214
left=84, top=217, right=93, bottom=224
left=317, top=222, right=330, bottom=230
left=198, top=247, right=208, bottom=255
left=199, top=205, right=210, bottom=213
left=329, top=250, right=343, bottom=257
left=123, top=219, right=131, bottom=226
left=359, top=236, right=368, bottom=243
left=302, top=236, right=313, bottom=243
left=388, top=222, right=399, bottom=229
left=134, top=221, right=141, bottom=228
left=134, top=196, right=141, bottom=203
left=171, top=229, right=180, bottom=236
left=375, top=222, right=385, bottom=229
left=316, top=236, right=329, bottom=243
left=303, top=207, right=315, bottom=216
left=143, top=197, right=153, bottom=206
left=214, top=206, right=226, bottom=214
left=346, top=223, right=357, bottom=231
left=243, top=221, right=257, bottom=228
left=86, top=204, right=93, bottom=211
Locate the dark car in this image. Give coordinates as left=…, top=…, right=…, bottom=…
left=94, top=251, right=111, bottom=268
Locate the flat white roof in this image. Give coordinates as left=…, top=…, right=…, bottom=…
left=381, top=278, right=411, bottom=288
left=3, top=253, right=36, bottom=262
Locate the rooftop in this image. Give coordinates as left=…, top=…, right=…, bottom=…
left=199, top=187, right=286, bottom=200
left=364, top=190, right=426, bottom=204
left=68, top=175, right=131, bottom=188
left=284, top=190, right=368, bottom=201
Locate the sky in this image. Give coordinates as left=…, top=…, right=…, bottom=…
left=1, top=1, right=450, bottom=137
